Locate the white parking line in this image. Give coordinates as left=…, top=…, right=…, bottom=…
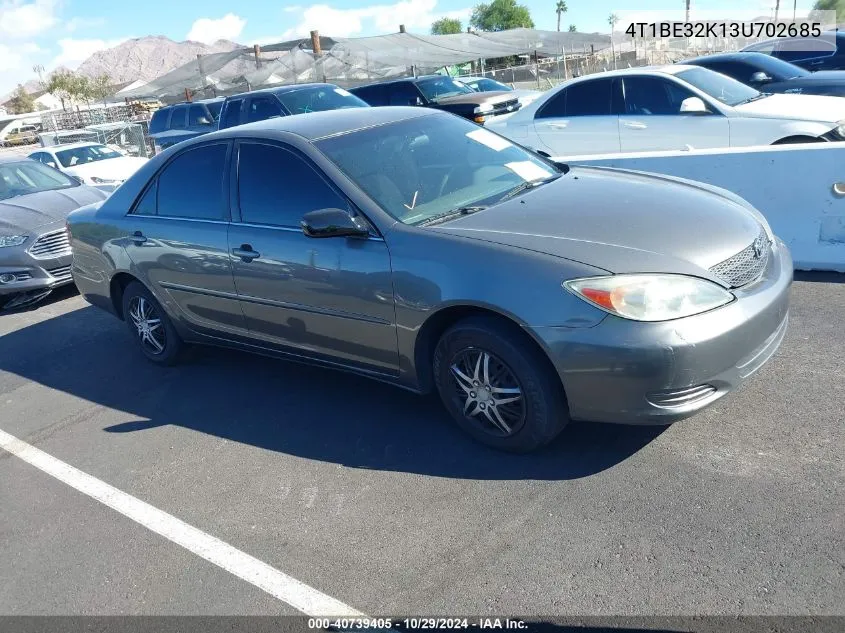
left=0, top=428, right=364, bottom=617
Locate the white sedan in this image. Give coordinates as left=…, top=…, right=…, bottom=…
left=485, top=65, right=845, bottom=156
left=28, top=142, right=147, bottom=186
left=455, top=76, right=542, bottom=108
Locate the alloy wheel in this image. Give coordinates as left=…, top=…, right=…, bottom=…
left=128, top=296, right=166, bottom=355
left=449, top=347, right=525, bottom=437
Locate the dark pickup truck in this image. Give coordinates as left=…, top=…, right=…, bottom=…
left=349, top=75, right=521, bottom=124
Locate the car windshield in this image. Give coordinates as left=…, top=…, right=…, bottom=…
left=206, top=101, right=223, bottom=120
left=55, top=144, right=122, bottom=168
left=416, top=77, right=475, bottom=101
left=675, top=67, right=764, bottom=106
left=276, top=87, right=369, bottom=115
left=742, top=54, right=810, bottom=81
left=315, top=114, right=561, bottom=226
left=0, top=160, right=78, bottom=201
left=466, top=78, right=513, bottom=92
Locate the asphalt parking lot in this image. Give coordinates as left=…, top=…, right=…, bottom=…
left=1, top=274, right=843, bottom=617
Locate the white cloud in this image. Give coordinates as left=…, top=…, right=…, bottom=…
left=51, top=37, right=129, bottom=69
left=0, top=0, right=59, bottom=39
left=65, top=16, right=107, bottom=32
left=262, top=0, right=471, bottom=42
left=186, top=13, right=246, bottom=44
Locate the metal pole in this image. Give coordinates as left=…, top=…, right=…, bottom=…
left=535, top=50, right=540, bottom=89
left=254, top=44, right=261, bottom=68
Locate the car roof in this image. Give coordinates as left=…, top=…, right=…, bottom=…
left=158, top=98, right=224, bottom=110
left=682, top=52, right=770, bottom=64
left=205, top=106, right=435, bottom=141
left=351, top=75, right=446, bottom=88
left=0, top=155, right=34, bottom=164
left=40, top=142, right=103, bottom=152
left=224, top=83, right=342, bottom=101
left=564, top=65, right=697, bottom=81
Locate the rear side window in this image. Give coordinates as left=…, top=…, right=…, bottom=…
left=149, top=109, right=170, bottom=134
left=156, top=143, right=228, bottom=220
left=564, top=78, right=615, bottom=116
left=237, top=143, right=348, bottom=227
left=247, top=96, right=284, bottom=123
left=220, top=99, right=243, bottom=129
left=133, top=181, right=158, bottom=216
left=169, top=106, right=187, bottom=129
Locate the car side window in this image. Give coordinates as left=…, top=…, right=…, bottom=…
left=623, top=77, right=697, bottom=115
left=236, top=142, right=349, bottom=227
left=537, top=78, right=615, bottom=118
left=169, top=106, right=187, bottom=129
left=132, top=181, right=158, bottom=216
left=776, top=38, right=835, bottom=61
left=156, top=143, right=228, bottom=220
left=387, top=82, right=422, bottom=106
left=352, top=85, right=387, bottom=106
left=247, top=97, right=284, bottom=123
left=188, top=105, right=209, bottom=126
left=220, top=99, right=243, bottom=129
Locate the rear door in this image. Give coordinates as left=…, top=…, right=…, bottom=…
left=532, top=77, right=622, bottom=155
left=618, top=75, right=730, bottom=152
left=227, top=140, right=399, bottom=372
left=122, top=141, right=247, bottom=335
left=219, top=98, right=245, bottom=130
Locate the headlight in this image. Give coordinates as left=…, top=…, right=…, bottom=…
left=564, top=274, right=734, bottom=322
left=91, top=176, right=120, bottom=184
left=0, top=235, right=28, bottom=248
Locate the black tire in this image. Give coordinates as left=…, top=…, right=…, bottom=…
left=433, top=316, right=569, bottom=453
left=121, top=281, right=184, bottom=365
left=772, top=136, right=823, bottom=145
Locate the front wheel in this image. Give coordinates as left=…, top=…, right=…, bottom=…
left=433, top=316, right=569, bottom=452
left=121, top=281, right=184, bottom=365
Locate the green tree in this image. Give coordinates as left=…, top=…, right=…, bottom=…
left=431, top=17, right=463, bottom=34
left=90, top=74, right=113, bottom=105
left=6, top=85, right=36, bottom=114
left=568, top=24, right=577, bottom=32
left=812, top=0, right=845, bottom=21
left=470, top=0, right=534, bottom=31
left=46, top=69, right=75, bottom=111
left=70, top=74, right=93, bottom=106
left=556, top=1, right=567, bottom=32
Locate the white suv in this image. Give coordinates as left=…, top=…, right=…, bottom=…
left=486, top=65, right=845, bottom=156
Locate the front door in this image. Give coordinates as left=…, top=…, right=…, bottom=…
left=618, top=76, right=730, bottom=152
left=122, top=141, right=247, bottom=335
left=227, top=140, right=399, bottom=372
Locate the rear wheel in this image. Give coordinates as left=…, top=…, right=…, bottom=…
left=433, top=316, right=569, bottom=452
left=121, top=281, right=183, bottom=365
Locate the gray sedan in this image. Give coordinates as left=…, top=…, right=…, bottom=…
left=1, top=157, right=108, bottom=310
left=67, top=108, right=791, bottom=452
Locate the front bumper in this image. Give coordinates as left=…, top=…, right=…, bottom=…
left=530, top=239, right=793, bottom=425
left=0, top=253, right=74, bottom=297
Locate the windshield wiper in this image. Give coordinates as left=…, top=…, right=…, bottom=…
left=734, top=92, right=772, bottom=105
left=498, top=174, right=562, bottom=203
left=417, top=206, right=486, bottom=227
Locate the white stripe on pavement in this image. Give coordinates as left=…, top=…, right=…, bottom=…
left=0, top=428, right=364, bottom=617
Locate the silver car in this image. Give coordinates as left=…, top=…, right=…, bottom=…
left=67, top=108, right=791, bottom=452
left=1, top=157, right=109, bottom=310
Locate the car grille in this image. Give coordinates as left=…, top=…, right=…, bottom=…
left=489, top=98, right=521, bottom=116
left=28, top=229, right=71, bottom=260
left=47, top=265, right=73, bottom=282
left=708, top=228, right=771, bottom=288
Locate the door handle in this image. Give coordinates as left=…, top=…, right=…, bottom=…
left=548, top=122, right=568, bottom=129
left=623, top=121, right=648, bottom=130
left=129, top=231, right=147, bottom=244
left=232, top=245, right=260, bottom=262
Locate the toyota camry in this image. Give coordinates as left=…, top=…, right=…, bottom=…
left=66, top=108, right=791, bottom=452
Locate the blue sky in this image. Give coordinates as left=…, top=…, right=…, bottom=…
left=0, top=0, right=811, bottom=95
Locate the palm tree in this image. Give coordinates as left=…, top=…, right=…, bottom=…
left=608, top=13, right=619, bottom=70
left=556, top=1, right=567, bottom=32
left=774, top=0, right=780, bottom=21
left=685, top=0, right=690, bottom=23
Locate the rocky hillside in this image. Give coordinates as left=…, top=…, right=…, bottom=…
left=76, top=35, right=242, bottom=84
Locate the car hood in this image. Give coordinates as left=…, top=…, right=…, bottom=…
left=65, top=156, right=148, bottom=181
left=0, top=186, right=108, bottom=234
left=431, top=166, right=763, bottom=282
left=733, top=92, right=845, bottom=122
left=436, top=91, right=517, bottom=106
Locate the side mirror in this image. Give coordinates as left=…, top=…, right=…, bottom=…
left=749, top=71, right=771, bottom=85
left=301, top=208, right=370, bottom=239
left=679, top=96, right=709, bottom=115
